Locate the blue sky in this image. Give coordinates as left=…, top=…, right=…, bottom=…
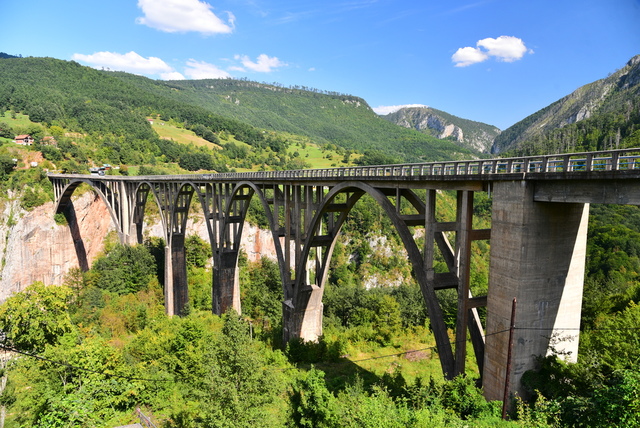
left=2, top=0, right=639, bottom=130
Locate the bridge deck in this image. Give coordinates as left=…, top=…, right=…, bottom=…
left=48, top=148, right=640, bottom=186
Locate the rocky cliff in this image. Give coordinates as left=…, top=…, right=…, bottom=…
left=0, top=192, right=112, bottom=301
left=491, top=54, right=640, bottom=154
left=0, top=191, right=284, bottom=302
left=380, top=106, right=500, bottom=153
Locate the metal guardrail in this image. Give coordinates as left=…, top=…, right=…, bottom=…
left=49, top=148, right=640, bottom=182
left=205, top=148, right=640, bottom=180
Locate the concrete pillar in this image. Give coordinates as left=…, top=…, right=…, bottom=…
left=171, top=234, right=189, bottom=315
left=164, top=245, right=174, bottom=317
left=484, top=180, right=589, bottom=402
left=212, top=251, right=241, bottom=315
left=282, top=285, right=323, bottom=343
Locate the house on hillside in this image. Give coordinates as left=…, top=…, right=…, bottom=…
left=14, top=134, right=33, bottom=145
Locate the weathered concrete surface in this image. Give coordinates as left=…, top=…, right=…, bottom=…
left=484, top=180, right=588, bottom=402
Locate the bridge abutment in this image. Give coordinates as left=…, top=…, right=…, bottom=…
left=484, top=180, right=588, bottom=403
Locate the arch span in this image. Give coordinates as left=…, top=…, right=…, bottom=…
left=286, top=182, right=455, bottom=376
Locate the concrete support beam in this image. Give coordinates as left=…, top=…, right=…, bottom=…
left=212, top=251, right=242, bottom=315
left=283, top=285, right=324, bottom=343
left=164, top=245, right=174, bottom=317
left=171, top=234, right=189, bottom=315
left=484, top=180, right=589, bottom=402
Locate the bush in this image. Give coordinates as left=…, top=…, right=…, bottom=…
left=91, top=244, right=157, bottom=295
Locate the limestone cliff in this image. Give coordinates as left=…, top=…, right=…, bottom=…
left=381, top=106, right=500, bottom=153
left=0, top=191, right=282, bottom=302
left=0, top=192, right=112, bottom=301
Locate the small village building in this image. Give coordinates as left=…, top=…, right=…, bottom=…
left=14, top=135, right=33, bottom=145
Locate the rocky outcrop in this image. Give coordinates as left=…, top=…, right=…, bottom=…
left=0, top=192, right=285, bottom=302
left=491, top=54, right=640, bottom=154
left=381, top=106, right=500, bottom=153
left=0, top=192, right=112, bottom=301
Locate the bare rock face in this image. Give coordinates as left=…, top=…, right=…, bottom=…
left=0, top=192, right=286, bottom=303
left=0, top=192, right=113, bottom=302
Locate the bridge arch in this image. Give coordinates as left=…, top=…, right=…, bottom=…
left=55, top=179, right=124, bottom=240
left=288, top=182, right=455, bottom=375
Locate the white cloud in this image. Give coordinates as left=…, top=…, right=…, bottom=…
left=234, top=54, right=287, bottom=72
left=477, top=36, right=531, bottom=62
left=136, top=0, right=235, bottom=35
left=452, top=36, right=532, bottom=67
left=72, top=51, right=174, bottom=74
left=452, top=46, right=489, bottom=67
left=184, top=59, right=231, bottom=79
left=372, top=104, right=428, bottom=115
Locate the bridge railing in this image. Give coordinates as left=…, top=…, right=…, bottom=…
left=49, top=148, right=640, bottom=182
left=206, top=148, right=640, bottom=180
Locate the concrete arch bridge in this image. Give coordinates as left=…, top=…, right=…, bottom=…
left=49, top=148, right=640, bottom=400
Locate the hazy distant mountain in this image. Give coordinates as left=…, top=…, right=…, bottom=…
left=492, top=54, right=640, bottom=154
left=379, top=106, right=500, bottom=154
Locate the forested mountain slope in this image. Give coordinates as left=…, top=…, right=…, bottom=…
left=114, top=74, right=471, bottom=161
left=492, top=54, right=640, bottom=154
left=380, top=106, right=500, bottom=153
left=0, top=57, right=470, bottom=163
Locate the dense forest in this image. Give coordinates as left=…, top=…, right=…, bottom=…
left=0, top=53, right=639, bottom=426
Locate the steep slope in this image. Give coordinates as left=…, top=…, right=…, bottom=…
left=492, top=55, right=640, bottom=154
left=380, top=106, right=500, bottom=153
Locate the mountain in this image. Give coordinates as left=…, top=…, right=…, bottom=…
left=492, top=54, right=640, bottom=154
left=0, top=56, right=472, bottom=164
left=111, top=74, right=473, bottom=162
left=380, top=106, right=500, bottom=153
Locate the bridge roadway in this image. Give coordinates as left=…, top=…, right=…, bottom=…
left=49, top=148, right=640, bottom=403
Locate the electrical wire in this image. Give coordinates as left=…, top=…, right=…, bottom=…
left=2, top=324, right=638, bottom=378
left=0, top=342, right=172, bottom=383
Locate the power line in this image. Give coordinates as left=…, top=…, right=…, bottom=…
left=0, top=342, right=172, bottom=383
left=2, top=324, right=638, bottom=378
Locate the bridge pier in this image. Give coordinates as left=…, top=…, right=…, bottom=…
left=212, top=251, right=241, bottom=315
left=171, top=234, right=189, bottom=315
left=283, top=285, right=324, bottom=343
left=484, top=180, right=589, bottom=403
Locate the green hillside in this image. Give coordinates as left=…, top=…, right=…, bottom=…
left=112, top=73, right=472, bottom=162
left=0, top=56, right=471, bottom=165
left=493, top=54, right=640, bottom=155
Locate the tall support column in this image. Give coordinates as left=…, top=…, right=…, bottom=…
left=164, top=245, right=174, bottom=317
left=171, top=233, right=189, bottom=315
left=484, top=180, right=589, bottom=402
left=282, top=185, right=334, bottom=344
left=454, top=191, right=474, bottom=376
left=213, top=251, right=241, bottom=314
left=211, top=183, right=251, bottom=316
